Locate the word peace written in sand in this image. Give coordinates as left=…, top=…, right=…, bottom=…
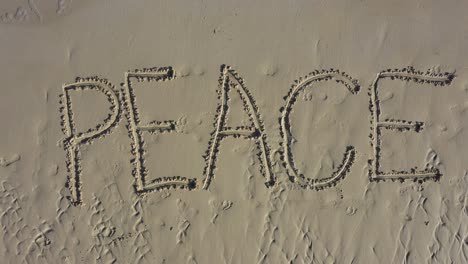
left=59, top=65, right=454, bottom=205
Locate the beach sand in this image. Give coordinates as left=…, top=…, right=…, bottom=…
left=0, top=0, right=467, bottom=263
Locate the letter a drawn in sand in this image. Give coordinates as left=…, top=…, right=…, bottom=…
left=202, top=65, right=274, bottom=189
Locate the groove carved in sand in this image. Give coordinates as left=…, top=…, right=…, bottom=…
left=368, top=67, right=455, bottom=182
left=202, top=65, right=274, bottom=190
left=59, top=77, right=121, bottom=205
left=58, top=65, right=457, bottom=205
left=279, top=69, right=360, bottom=189
left=122, top=67, right=197, bottom=194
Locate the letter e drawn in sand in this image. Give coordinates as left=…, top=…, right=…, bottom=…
left=279, top=69, right=360, bottom=190
left=59, top=77, right=121, bottom=205
left=368, top=67, right=455, bottom=182
left=123, top=67, right=196, bottom=194
left=202, top=65, right=274, bottom=190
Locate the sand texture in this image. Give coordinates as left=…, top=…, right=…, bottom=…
left=1, top=0, right=468, bottom=263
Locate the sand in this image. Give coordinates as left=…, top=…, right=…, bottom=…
left=0, top=0, right=467, bottom=263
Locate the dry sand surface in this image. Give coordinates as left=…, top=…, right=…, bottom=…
left=1, top=0, right=467, bottom=263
